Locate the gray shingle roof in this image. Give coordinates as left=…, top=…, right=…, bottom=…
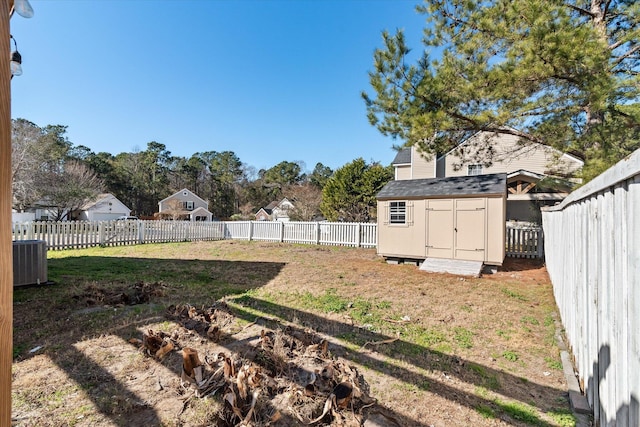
left=392, top=148, right=411, bottom=165
left=377, top=173, right=507, bottom=199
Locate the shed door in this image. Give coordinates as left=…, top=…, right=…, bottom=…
left=426, top=199, right=454, bottom=259
left=454, top=199, right=486, bottom=261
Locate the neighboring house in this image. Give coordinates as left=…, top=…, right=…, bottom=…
left=392, top=131, right=584, bottom=223
left=157, top=188, right=213, bottom=221
left=70, top=193, right=131, bottom=221
left=377, top=173, right=507, bottom=266
left=19, top=198, right=68, bottom=221
left=254, top=198, right=294, bottom=222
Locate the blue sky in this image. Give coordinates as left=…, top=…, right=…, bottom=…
left=10, top=0, right=427, bottom=173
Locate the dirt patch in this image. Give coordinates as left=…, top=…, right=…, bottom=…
left=12, top=241, right=574, bottom=426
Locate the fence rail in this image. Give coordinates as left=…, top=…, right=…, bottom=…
left=12, top=219, right=541, bottom=258
left=11, top=220, right=377, bottom=250
left=542, top=149, right=640, bottom=427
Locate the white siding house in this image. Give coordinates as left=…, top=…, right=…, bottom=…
left=392, top=131, right=584, bottom=223
left=72, top=193, right=131, bottom=221
left=158, top=189, right=213, bottom=221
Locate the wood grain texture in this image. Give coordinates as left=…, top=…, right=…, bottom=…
left=1, top=0, right=13, bottom=424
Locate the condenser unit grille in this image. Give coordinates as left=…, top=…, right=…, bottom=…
left=13, top=240, right=48, bottom=287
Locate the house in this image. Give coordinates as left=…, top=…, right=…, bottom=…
left=157, top=189, right=213, bottom=221
left=254, top=198, right=294, bottom=222
left=70, top=193, right=131, bottom=221
left=392, top=131, right=583, bottom=223
left=377, top=173, right=507, bottom=266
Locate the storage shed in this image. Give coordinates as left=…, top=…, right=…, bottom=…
left=377, top=173, right=507, bottom=266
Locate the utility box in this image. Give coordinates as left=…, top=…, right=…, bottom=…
left=13, top=240, right=48, bottom=287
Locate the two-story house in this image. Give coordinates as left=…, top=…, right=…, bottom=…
left=255, top=198, right=294, bottom=222
left=375, top=131, right=583, bottom=268
left=392, top=131, right=583, bottom=223
left=157, top=189, right=213, bottom=221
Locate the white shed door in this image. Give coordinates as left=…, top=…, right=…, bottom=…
left=454, top=199, right=486, bottom=261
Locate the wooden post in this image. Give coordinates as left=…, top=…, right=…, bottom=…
left=1, top=0, right=13, bottom=424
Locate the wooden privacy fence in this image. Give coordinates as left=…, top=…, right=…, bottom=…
left=11, top=220, right=378, bottom=250
left=542, top=149, right=640, bottom=427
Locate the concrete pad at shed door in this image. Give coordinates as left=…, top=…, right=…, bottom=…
left=419, top=258, right=483, bottom=277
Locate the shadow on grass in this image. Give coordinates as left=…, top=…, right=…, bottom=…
left=13, top=256, right=286, bottom=426
left=220, top=296, right=564, bottom=427
left=13, top=255, right=565, bottom=426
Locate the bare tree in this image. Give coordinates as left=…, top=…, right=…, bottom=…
left=156, top=198, right=189, bottom=221
left=42, top=161, right=104, bottom=221
left=11, top=119, right=46, bottom=210
left=285, top=184, right=322, bottom=222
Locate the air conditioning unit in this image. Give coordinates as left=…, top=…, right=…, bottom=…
left=13, top=240, right=48, bottom=287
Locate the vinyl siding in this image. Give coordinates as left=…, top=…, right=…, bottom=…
left=410, top=146, right=436, bottom=179
left=395, top=165, right=411, bottom=180
left=442, top=133, right=582, bottom=177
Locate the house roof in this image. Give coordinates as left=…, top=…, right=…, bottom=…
left=80, top=193, right=113, bottom=210
left=158, top=188, right=208, bottom=205
left=190, top=206, right=212, bottom=216
left=435, top=130, right=585, bottom=167
left=377, top=173, right=507, bottom=200
left=264, top=201, right=279, bottom=210
left=392, top=148, right=411, bottom=165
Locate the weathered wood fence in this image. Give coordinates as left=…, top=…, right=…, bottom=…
left=11, top=220, right=378, bottom=250
left=542, top=149, right=640, bottom=427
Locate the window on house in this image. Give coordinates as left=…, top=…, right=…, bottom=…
left=468, top=164, right=483, bottom=176
left=390, top=201, right=406, bottom=224
left=184, top=201, right=195, bottom=211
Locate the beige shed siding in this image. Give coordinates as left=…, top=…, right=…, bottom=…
left=395, top=165, right=412, bottom=180
left=442, top=133, right=582, bottom=177
left=377, top=194, right=505, bottom=265
left=410, top=146, right=436, bottom=179
left=377, top=200, right=427, bottom=259
left=486, top=196, right=506, bottom=262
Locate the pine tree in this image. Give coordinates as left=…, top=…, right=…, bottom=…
left=363, top=0, right=639, bottom=181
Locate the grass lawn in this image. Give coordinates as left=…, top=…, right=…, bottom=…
left=11, top=240, right=575, bottom=426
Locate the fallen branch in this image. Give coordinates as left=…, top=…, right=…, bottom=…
left=361, top=337, right=399, bottom=351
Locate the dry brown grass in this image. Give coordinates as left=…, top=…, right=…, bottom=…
left=11, top=240, right=575, bottom=426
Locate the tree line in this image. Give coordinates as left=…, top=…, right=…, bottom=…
left=11, top=118, right=393, bottom=222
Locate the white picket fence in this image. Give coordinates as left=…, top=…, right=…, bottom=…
left=542, top=149, right=640, bottom=427
left=11, top=219, right=542, bottom=258
left=11, top=220, right=378, bottom=250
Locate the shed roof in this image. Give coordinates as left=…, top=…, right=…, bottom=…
left=377, top=173, right=507, bottom=200
left=392, top=148, right=411, bottom=165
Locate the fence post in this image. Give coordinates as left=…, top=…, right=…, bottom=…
left=138, top=221, right=145, bottom=244
left=248, top=221, right=253, bottom=241
left=280, top=221, right=285, bottom=242
left=27, top=222, right=34, bottom=240
left=99, top=221, right=105, bottom=246
left=356, top=223, right=361, bottom=247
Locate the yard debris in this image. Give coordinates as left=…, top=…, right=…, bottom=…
left=73, top=281, right=166, bottom=307
left=361, top=332, right=401, bottom=352
left=131, top=299, right=378, bottom=426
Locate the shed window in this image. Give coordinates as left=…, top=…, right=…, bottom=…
left=468, top=164, right=483, bottom=176
left=389, top=201, right=406, bottom=224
